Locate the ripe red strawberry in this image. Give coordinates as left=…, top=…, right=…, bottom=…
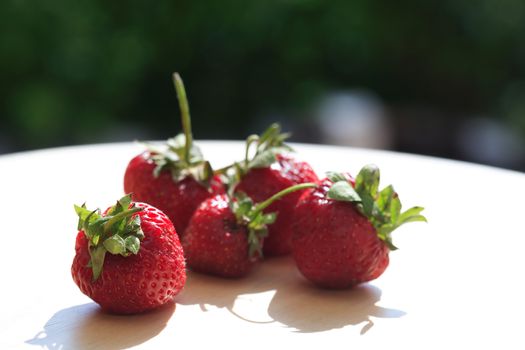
left=183, top=183, right=316, bottom=278
left=224, top=124, right=319, bottom=256
left=291, top=165, right=426, bottom=289
left=71, top=195, right=186, bottom=314
left=124, top=152, right=224, bottom=236
left=182, top=194, right=256, bottom=278
left=124, top=73, right=223, bottom=236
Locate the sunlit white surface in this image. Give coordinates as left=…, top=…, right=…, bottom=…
left=0, top=141, right=524, bottom=349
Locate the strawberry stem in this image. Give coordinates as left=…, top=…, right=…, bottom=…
left=213, top=163, right=232, bottom=175
left=102, top=206, right=143, bottom=233
left=252, top=182, right=317, bottom=216
left=173, top=72, right=193, bottom=164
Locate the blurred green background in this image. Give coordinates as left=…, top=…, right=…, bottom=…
left=1, top=0, right=525, bottom=170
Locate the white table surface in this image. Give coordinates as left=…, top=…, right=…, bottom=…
left=0, top=141, right=524, bottom=349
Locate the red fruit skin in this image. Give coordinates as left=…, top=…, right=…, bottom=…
left=123, top=152, right=224, bottom=236
left=235, top=154, right=319, bottom=256
left=291, top=179, right=389, bottom=289
left=182, top=194, right=257, bottom=278
left=71, top=202, right=187, bottom=314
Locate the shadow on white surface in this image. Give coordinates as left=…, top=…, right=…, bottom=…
left=177, top=264, right=275, bottom=317
left=179, top=257, right=405, bottom=334
left=25, top=301, right=175, bottom=349
left=268, top=281, right=405, bottom=334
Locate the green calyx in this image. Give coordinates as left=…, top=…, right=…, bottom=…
left=327, top=164, right=427, bottom=250
left=243, top=123, right=293, bottom=171
left=230, top=182, right=317, bottom=258
left=144, top=72, right=213, bottom=188
left=145, top=134, right=213, bottom=187
left=74, top=194, right=145, bottom=281
left=217, top=123, right=293, bottom=193
left=230, top=193, right=276, bottom=259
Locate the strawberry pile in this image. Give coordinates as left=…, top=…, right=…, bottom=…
left=71, top=72, right=426, bottom=314
left=227, top=123, right=319, bottom=256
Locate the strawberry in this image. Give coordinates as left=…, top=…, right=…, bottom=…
left=124, top=73, right=223, bottom=236
left=222, top=123, right=319, bottom=256
left=71, top=195, right=186, bottom=314
left=182, top=183, right=316, bottom=278
left=291, top=165, right=426, bottom=289
left=124, top=152, right=223, bottom=236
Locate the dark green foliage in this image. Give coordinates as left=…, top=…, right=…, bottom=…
left=1, top=0, right=525, bottom=151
